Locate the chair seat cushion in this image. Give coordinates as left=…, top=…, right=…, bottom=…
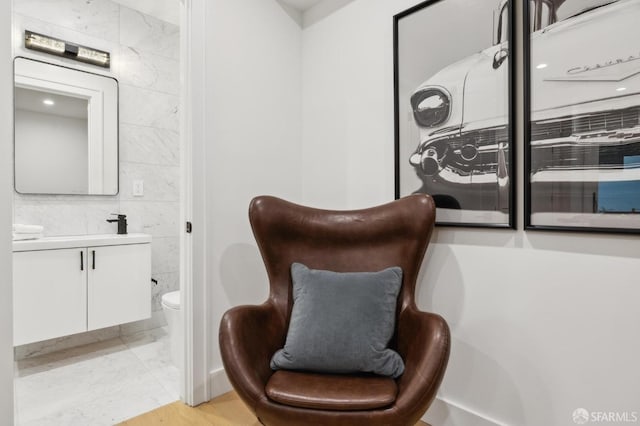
left=265, top=370, right=398, bottom=411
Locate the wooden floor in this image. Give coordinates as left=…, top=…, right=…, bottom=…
left=120, top=391, right=260, bottom=426
left=120, top=391, right=429, bottom=425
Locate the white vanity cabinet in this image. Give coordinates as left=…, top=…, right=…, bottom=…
left=87, top=243, right=151, bottom=330
left=13, top=234, right=152, bottom=346
left=13, top=248, right=87, bottom=346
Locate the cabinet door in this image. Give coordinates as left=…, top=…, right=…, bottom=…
left=13, top=249, right=87, bottom=346
left=87, top=243, right=151, bottom=330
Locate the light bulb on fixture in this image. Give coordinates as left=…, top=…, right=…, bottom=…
left=24, top=30, right=110, bottom=69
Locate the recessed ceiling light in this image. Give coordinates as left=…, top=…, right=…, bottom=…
left=616, top=87, right=627, bottom=92
left=536, top=63, right=548, bottom=69
left=42, top=99, right=55, bottom=106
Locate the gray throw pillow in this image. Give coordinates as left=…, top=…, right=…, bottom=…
left=270, top=262, right=405, bottom=378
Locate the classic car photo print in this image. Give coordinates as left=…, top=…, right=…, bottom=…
left=394, top=0, right=515, bottom=228
left=524, top=0, right=640, bottom=233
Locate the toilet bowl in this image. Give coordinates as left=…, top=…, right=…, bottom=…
left=161, top=290, right=181, bottom=368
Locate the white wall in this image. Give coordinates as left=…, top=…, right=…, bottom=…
left=1, top=0, right=14, bottom=421
left=301, top=0, right=640, bottom=425
left=203, top=0, right=303, bottom=387
left=302, top=0, right=393, bottom=209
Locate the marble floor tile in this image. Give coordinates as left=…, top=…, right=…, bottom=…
left=14, top=328, right=180, bottom=425
left=118, top=310, right=167, bottom=337
left=122, top=327, right=180, bottom=399
left=14, top=326, right=121, bottom=361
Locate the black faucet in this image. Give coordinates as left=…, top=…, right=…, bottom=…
left=107, top=214, right=127, bottom=235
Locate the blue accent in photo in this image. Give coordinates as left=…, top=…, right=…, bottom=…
left=598, top=155, right=640, bottom=213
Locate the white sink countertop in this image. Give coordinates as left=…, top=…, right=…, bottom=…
left=13, top=233, right=152, bottom=252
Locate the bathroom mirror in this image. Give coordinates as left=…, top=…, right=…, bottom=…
left=14, top=57, right=118, bottom=195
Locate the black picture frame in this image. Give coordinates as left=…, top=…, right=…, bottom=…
left=394, top=0, right=515, bottom=229
left=524, top=0, right=640, bottom=234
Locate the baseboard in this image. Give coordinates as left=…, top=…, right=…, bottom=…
left=423, top=396, right=507, bottom=426
left=209, top=367, right=233, bottom=399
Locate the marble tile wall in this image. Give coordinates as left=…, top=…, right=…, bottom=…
left=12, top=0, right=180, bottom=355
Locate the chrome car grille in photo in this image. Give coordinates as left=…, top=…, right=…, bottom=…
left=531, top=106, right=640, bottom=173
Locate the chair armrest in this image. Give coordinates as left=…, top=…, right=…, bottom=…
left=395, top=307, right=451, bottom=413
left=219, top=302, right=286, bottom=411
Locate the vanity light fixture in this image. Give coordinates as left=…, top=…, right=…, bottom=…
left=24, top=30, right=110, bottom=69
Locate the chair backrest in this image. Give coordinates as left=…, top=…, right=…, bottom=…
left=249, top=194, right=436, bottom=327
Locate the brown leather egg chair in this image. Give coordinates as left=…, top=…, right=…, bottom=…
left=219, top=194, right=450, bottom=426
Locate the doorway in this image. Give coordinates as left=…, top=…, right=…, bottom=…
left=9, top=0, right=192, bottom=423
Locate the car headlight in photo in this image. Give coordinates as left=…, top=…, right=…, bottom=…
left=410, top=87, right=451, bottom=128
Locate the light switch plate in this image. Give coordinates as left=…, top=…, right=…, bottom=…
left=132, top=180, right=144, bottom=197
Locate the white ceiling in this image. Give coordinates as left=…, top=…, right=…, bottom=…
left=279, top=0, right=325, bottom=12
left=280, top=0, right=357, bottom=27
left=15, top=88, right=88, bottom=119
left=111, top=0, right=323, bottom=25
left=111, top=0, right=350, bottom=28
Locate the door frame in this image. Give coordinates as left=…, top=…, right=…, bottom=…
left=180, top=0, right=211, bottom=406
left=1, top=0, right=14, bottom=420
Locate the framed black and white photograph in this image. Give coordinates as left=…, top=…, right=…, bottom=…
left=524, top=0, right=640, bottom=233
left=394, top=0, right=515, bottom=228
